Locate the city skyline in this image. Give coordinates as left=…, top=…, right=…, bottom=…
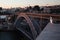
left=0, top=0, right=60, bottom=8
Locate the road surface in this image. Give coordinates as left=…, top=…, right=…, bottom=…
left=36, top=23, right=60, bottom=40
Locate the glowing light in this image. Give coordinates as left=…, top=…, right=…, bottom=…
left=50, top=17, right=53, bottom=24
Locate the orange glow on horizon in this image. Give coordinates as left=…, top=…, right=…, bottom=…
left=0, top=0, right=60, bottom=8
left=0, top=4, right=60, bottom=8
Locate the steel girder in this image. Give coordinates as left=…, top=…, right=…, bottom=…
left=14, top=13, right=41, bottom=40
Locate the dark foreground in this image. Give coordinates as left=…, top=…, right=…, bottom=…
left=0, top=30, right=29, bottom=40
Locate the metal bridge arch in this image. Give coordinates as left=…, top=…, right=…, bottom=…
left=14, top=13, right=37, bottom=40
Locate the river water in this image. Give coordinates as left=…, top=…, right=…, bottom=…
left=0, top=31, right=17, bottom=40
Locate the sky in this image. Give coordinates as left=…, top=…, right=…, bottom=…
left=0, top=0, right=60, bottom=8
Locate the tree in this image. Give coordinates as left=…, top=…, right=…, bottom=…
left=33, top=5, right=40, bottom=11
left=0, top=7, right=2, bottom=10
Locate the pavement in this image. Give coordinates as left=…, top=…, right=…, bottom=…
left=36, top=23, right=60, bottom=40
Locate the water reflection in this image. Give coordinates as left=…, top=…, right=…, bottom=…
left=0, top=32, right=16, bottom=40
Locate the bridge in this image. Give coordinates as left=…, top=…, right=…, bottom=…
left=36, top=23, right=60, bottom=40
left=0, top=12, right=60, bottom=40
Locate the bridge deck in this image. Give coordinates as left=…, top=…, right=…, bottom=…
left=36, top=23, right=60, bottom=40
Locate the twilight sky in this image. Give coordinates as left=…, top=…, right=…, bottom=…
left=0, top=0, right=60, bottom=8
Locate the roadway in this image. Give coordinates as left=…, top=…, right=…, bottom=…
left=36, top=23, right=60, bottom=40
